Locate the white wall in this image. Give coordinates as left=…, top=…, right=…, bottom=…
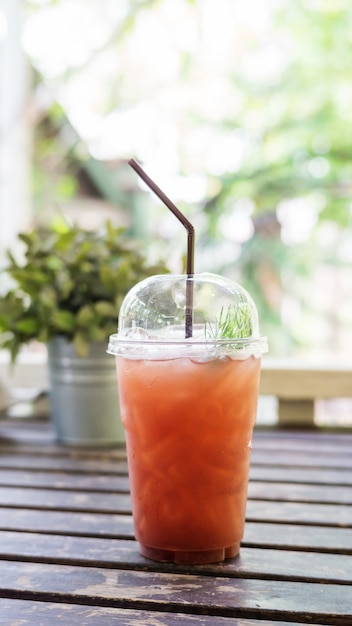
left=0, top=0, right=31, bottom=281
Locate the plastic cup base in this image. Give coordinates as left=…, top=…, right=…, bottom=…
left=140, top=542, right=241, bottom=564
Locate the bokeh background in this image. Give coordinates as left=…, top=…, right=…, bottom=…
left=1, top=0, right=352, bottom=363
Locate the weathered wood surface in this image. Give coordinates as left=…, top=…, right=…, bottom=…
left=0, top=482, right=351, bottom=512
left=0, top=418, right=351, bottom=625
left=0, top=599, right=328, bottom=626
left=0, top=532, right=351, bottom=583
left=0, top=560, right=351, bottom=622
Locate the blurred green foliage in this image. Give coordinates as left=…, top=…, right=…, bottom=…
left=26, top=0, right=352, bottom=356
left=0, top=221, right=169, bottom=361
left=197, top=1, right=352, bottom=353
left=203, top=2, right=352, bottom=219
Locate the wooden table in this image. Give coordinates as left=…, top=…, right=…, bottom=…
left=0, top=417, right=351, bottom=625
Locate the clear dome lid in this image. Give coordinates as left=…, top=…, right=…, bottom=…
left=108, top=273, right=268, bottom=360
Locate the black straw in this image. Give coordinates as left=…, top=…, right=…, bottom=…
left=128, top=158, right=194, bottom=337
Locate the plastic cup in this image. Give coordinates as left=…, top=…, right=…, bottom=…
left=107, top=272, right=267, bottom=564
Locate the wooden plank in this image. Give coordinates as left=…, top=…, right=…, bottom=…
left=250, top=466, right=352, bottom=486
left=0, top=453, right=128, bottom=474
left=251, top=449, right=352, bottom=468
left=253, top=433, right=352, bottom=453
left=0, top=531, right=351, bottom=584
left=0, top=466, right=351, bottom=493
left=248, top=481, right=352, bottom=504
left=0, top=486, right=131, bottom=513
left=0, top=436, right=127, bottom=460
left=2, top=420, right=352, bottom=448
left=0, top=484, right=352, bottom=527
left=254, top=429, right=352, bottom=441
left=1, top=466, right=349, bottom=493
left=243, top=522, right=352, bottom=553
left=1, top=508, right=351, bottom=553
left=1, top=446, right=351, bottom=473
left=0, top=420, right=54, bottom=445
left=0, top=507, right=134, bottom=537
left=2, top=507, right=352, bottom=553
left=2, top=420, right=352, bottom=453
left=0, top=469, right=130, bottom=492
left=260, top=358, right=352, bottom=399
left=0, top=481, right=350, bottom=515
left=0, top=421, right=351, bottom=625
left=0, top=560, right=350, bottom=623
left=246, top=500, right=352, bottom=527
left=0, top=424, right=122, bottom=446
left=2, top=423, right=352, bottom=464
left=1, top=499, right=350, bottom=536
left=2, top=424, right=352, bottom=461
left=0, top=441, right=126, bottom=461
left=0, top=599, right=314, bottom=626
left=2, top=449, right=351, bottom=475
left=278, top=398, right=315, bottom=425
left=253, top=431, right=352, bottom=451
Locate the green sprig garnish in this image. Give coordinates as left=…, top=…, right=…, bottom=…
left=207, top=301, right=253, bottom=340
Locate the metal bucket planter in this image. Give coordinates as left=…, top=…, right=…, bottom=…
left=47, top=337, right=124, bottom=447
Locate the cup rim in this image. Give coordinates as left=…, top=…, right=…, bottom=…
left=107, top=333, right=268, bottom=356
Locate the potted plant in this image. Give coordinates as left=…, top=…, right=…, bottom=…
left=0, top=219, right=169, bottom=446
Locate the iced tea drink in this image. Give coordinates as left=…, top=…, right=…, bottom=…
left=116, top=352, right=261, bottom=563
left=108, top=273, right=267, bottom=564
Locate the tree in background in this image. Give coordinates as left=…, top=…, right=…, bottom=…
left=23, top=0, right=352, bottom=357
left=198, top=0, right=352, bottom=356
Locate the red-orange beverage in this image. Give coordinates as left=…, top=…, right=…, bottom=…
left=116, top=352, right=261, bottom=564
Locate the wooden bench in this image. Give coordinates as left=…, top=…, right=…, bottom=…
left=260, top=358, right=352, bottom=426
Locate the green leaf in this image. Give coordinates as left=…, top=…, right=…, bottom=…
left=94, top=301, right=116, bottom=318
left=41, top=286, right=57, bottom=308
left=76, top=305, right=95, bottom=326
left=88, top=327, right=108, bottom=342
left=80, top=261, right=95, bottom=274
left=57, top=274, right=74, bottom=299
left=0, top=219, right=169, bottom=361
left=38, top=327, right=50, bottom=344
left=18, top=233, right=35, bottom=247
left=51, top=215, right=71, bottom=234
left=46, top=255, right=65, bottom=271
left=207, top=301, right=253, bottom=340
left=55, top=175, right=78, bottom=199
left=51, top=310, right=75, bottom=331
left=99, top=266, right=115, bottom=291
left=73, top=333, right=90, bottom=358
left=16, top=318, right=39, bottom=334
